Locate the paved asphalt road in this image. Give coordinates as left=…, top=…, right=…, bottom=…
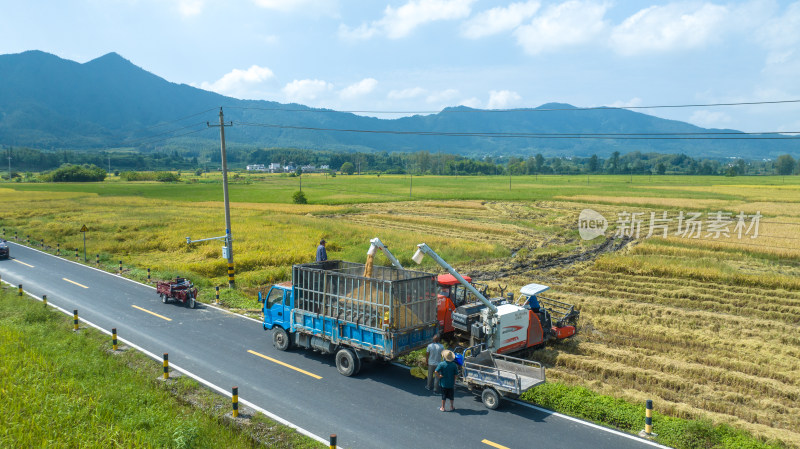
left=1, top=241, right=666, bottom=449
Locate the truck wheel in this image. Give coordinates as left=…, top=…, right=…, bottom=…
left=335, top=348, right=361, bottom=376
left=273, top=328, right=291, bottom=351
left=482, top=388, right=501, bottom=410
left=160, top=293, right=167, bottom=304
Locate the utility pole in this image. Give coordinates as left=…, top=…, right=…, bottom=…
left=208, top=108, right=235, bottom=288
left=6, top=146, right=11, bottom=181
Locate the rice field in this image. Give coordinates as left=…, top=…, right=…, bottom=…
left=3, top=174, right=800, bottom=446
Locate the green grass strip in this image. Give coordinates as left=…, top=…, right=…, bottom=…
left=0, top=287, right=320, bottom=449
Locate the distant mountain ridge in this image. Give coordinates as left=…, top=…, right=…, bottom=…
left=0, top=50, right=796, bottom=158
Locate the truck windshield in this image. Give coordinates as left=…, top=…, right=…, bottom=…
left=266, top=288, right=284, bottom=308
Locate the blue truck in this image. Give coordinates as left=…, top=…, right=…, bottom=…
left=259, top=260, right=439, bottom=376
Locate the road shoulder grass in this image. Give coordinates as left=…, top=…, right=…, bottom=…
left=0, top=286, right=321, bottom=449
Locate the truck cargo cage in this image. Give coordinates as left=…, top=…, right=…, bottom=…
left=537, top=295, right=580, bottom=328
left=292, top=260, right=438, bottom=331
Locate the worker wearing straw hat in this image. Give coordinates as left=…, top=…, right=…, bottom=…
left=435, top=349, right=458, bottom=411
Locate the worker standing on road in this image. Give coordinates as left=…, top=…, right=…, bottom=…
left=316, top=239, right=327, bottom=262
left=426, top=334, right=444, bottom=393
left=436, top=350, right=458, bottom=412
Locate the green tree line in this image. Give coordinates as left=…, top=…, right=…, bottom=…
left=2, top=145, right=799, bottom=179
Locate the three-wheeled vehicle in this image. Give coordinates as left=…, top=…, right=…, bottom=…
left=156, top=277, right=198, bottom=308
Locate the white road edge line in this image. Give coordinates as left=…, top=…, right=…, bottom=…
left=6, top=242, right=262, bottom=324
left=389, top=362, right=670, bottom=449
left=2, top=280, right=328, bottom=447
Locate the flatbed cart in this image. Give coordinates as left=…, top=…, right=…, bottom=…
left=458, top=344, right=546, bottom=410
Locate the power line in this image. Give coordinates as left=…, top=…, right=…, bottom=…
left=132, top=127, right=210, bottom=146
left=120, top=121, right=208, bottom=146
left=141, top=107, right=218, bottom=130
left=226, top=98, right=800, bottom=115
left=236, top=122, right=799, bottom=140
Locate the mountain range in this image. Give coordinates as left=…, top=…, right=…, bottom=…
left=0, top=50, right=796, bottom=159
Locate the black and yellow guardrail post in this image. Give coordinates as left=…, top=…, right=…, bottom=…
left=163, top=353, right=169, bottom=379
left=75, top=248, right=79, bottom=260
left=40, top=239, right=43, bottom=248
left=232, top=386, right=239, bottom=417
left=227, top=263, right=235, bottom=287
left=147, top=268, right=151, bottom=282
left=42, top=294, right=47, bottom=307
left=18, top=284, right=23, bottom=296
left=329, top=434, right=337, bottom=448
left=215, top=286, right=220, bottom=304
left=118, top=260, right=122, bottom=275
left=638, top=399, right=657, bottom=438
left=26, top=234, right=30, bottom=244
left=73, top=310, right=79, bottom=331
left=57, top=243, right=60, bottom=255
left=112, top=328, right=118, bottom=351
left=14, top=231, right=18, bottom=240
left=96, top=254, right=99, bottom=266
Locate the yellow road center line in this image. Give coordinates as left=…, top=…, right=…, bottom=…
left=482, top=440, right=511, bottom=449
left=62, top=278, right=88, bottom=289
left=131, top=305, right=172, bottom=321
left=13, top=259, right=34, bottom=268
left=247, top=349, right=322, bottom=380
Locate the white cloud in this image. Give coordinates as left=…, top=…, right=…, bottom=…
left=459, top=97, right=482, bottom=108
left=175, top=0, right=204, bottom=16
left=251, top=0, right=329, bottom=12
left=388, top=87, right=427, bottom=100
left=514, top=1, right=610, bottom=55
left=610, top=3, right=730, bottom=55
left=607, top=97, right=643, bottom=108
left=282, top=79, right=333, bottom=102
left=426, top=88, right=459, bottom=103
left=462, top=1, right=541, bottom=39
left=487, top=90, right=522, bottom=109
left=200, top=65, right=275, bottom=98
left=689, top=110, right=733, bottom=128
left=340, top=0, right=475, bottom=40
left=756, top=1, right=800, bottom=49
left=339, top=78, right=378, bottom=99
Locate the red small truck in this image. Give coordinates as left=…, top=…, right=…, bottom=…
left=156, top=277, right=198, bottom=309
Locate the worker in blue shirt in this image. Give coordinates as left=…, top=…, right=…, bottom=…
left=435, top=350, right=459, bottom=411
left=316, top=239, right=328, bottom=262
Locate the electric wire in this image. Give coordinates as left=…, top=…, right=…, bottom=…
left=236, top=122, right=799, bottom=140
left=120, top=121, right=208, bottom=146
left=225, top=98, right=800, bottom=114
left=140, top=107, right=218, bottom=130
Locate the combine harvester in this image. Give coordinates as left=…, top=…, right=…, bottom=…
left=372, top=238, right=580, bottom=354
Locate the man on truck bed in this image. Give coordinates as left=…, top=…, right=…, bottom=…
left=315, top=239, right=327, bottom=262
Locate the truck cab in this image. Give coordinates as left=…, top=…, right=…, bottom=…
left=259, top=281, right=293, bottom=331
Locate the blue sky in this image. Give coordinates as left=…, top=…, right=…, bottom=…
left=2, top=0, right=799, bottom=132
